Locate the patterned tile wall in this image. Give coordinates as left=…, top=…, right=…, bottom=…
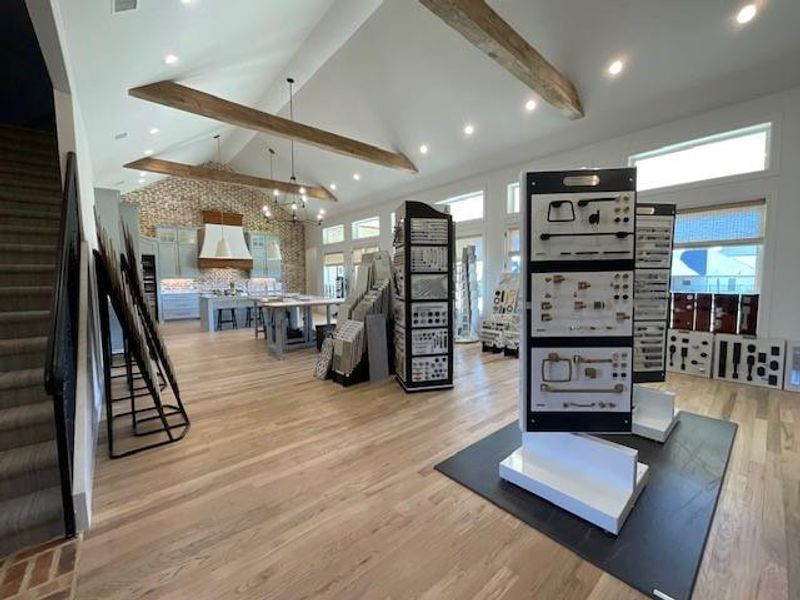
left=121, top=163, right=306, bottom=292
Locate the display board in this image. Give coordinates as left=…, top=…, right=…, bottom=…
left=479, top=272, right=520, bottom=354
left=393, top=201, right=454, bottom=391
left=521, top=169, right=636, bottom=433
left=714, top=333, right=785, bottom=389
left=666, top=329, right=714, bottom=378
left=633, top=203, right=675, bottom=383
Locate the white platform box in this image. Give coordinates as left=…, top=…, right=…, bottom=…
left=500, top=432, right=648, bottom=535
left=632, top=386, right=678, bottom=443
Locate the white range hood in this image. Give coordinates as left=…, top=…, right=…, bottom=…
left=198, top=223, right=253, bottom=269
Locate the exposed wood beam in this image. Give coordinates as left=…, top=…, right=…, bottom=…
left=125, top=157, right=337, bottom=202
left=418, top=0, right=584, bottom=119
left=129, top=81, right=418, bottom=173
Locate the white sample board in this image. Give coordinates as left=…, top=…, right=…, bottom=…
left=714, top=333, right=785, bottom=389
left=785, top=340, right=800, bottom=392
left=531, top=271, right=633, bottom=337
left=666, top=329, right=714, bottom=378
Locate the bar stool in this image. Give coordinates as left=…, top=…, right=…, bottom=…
left=216, top=307, right=238, bottom=330
left=249, top=304, right=267, bottom=338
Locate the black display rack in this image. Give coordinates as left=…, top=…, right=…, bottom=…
left=392, top=201, right=454, bottom=392
left=633, top=203, right=676, bottom=383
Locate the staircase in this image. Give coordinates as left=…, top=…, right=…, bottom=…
left=0, top=125, right=65, bottom=557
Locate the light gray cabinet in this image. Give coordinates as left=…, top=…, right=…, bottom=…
left=247, top=232, right=281, bottom=278
left=155, top=225, right=198, bottom=279
left=161, top=293, right=200, bottom=320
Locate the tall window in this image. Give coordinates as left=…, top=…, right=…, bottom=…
left=436, top=191, right=484, bottom=223
left=323, top=252, right=345, bottom=297
left=507, top=183, right=520, bottom=214
left=352, top=245, right=380, bottom=266
left=505, top=227, right=521, bottom=273
left=352, top=216, right=380, bottom=240
left=630, top=123, right=771, bottom=191
left=322, top=224, right=344, bottom=245
left=671, top=201, right=765, bottom=294
left=455, top=236, right=484, bottom=315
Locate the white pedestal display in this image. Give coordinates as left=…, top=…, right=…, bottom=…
left=632, top=386, right=678, bottom=443
left=500, top=432, right=649, bottom=535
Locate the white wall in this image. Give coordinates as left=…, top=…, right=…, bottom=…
left=306, top=85, right=800, bottom=340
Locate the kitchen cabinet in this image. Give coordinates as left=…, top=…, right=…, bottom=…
left=155, top=225, right=199, bottom=279
left=247, top=232, right=281, bottom=278
left=161, top=293, right=200, bottom=320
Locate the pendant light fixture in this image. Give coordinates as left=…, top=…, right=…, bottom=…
left=259, top=78, right=326, bottom=226
left=213, top=134, right=232, bottom=258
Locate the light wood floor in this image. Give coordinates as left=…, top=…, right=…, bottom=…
left=75, top=323, right=800, bottom=599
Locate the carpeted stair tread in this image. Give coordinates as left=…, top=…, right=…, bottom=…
left=0, top=243, right=57, bottom=253
left=0, top=441, right=57, bottom=481
left=0, top=486, right=62, bottom=541
left=0, top=367, right=44, bottom=389
left=0, top=401, right=53, bottom=432
left=0, top=286, right=52, bottom=298
left=0, top=223, right=59, bottom=238
left=0, top=338, right=48, bottom=361
left=0, top=207, right=60, bottom=220
left=0, top=310, right=50, bottom=323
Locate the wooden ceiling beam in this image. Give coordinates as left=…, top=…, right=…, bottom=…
left=419, top=0, right=584, bottom=119
left=124, top=157, right=337, bottom=202
left=129, top=81, right=418, bottom=173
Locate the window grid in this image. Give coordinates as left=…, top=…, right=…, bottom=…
left=436, top=191, right=484, bottom=223
left=352, top=216, right=380, bottom=240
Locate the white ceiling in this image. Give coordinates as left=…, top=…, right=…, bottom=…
left=57, top=0, right=377, bottom=188
left=62, top=0, right=800, bottom=214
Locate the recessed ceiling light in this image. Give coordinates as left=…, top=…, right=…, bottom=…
left=144, top=149, right=153, bottom=156
left=138, top=178, right=145, bottom=184
left=736, top=4, right=757, bottom=24
left=149, top=127, right=160, bottom=135
left=463, top=124, right=474, bottom=136
left=319, top=208, right=326, bottom=216
left=139, top=171, right=147, bottom=177
left=607, top=59, right=624, bottom=76
left=298, top=186, right=306, bottom=194
left=330, top=183, right=337, bottom=190
left=419, top=144, right=429, bottom=154
left=180, top=0, right=193, bottom=4
left=163, top=54, right=179, bottom=65
left=353, top=173, right=361, bottom=181
left=525, top=99, right=538, bottom=112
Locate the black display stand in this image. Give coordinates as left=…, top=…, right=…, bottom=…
left=95, top=227, right=189, bottom=458
left=633, top=203, right=676, bottom=383
left=392, top=201, right=454, bottom=392
left=522, top=169, right=637, bottom=433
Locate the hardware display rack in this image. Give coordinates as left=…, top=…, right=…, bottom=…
left=479, top=271, right=520, bottom=355
left=392, top=201, right=454, bottom=392
left=633, top=203, right=675, bottom=383
left=522, top=168, right=638, bottom=433
left=455, top=244, right=479, bottom=342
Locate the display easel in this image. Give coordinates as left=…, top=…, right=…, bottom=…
left=96, top=227, right=189, bottom=458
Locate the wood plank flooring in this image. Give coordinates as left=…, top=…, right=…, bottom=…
left=75, top=323, right=800, bottom=599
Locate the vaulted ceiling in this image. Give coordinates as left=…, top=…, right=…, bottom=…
left=61, top=0, right=800, bottom=216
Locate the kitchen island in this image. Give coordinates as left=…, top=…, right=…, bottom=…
left=199, top=295, right=260, bottom=331
left=258, top=296, right=343, bottom=358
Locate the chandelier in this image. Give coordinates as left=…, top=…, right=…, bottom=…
left=260, top=78, right=324, bottom=226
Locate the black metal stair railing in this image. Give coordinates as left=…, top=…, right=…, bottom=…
left=44, top=151, right=80, bottom=537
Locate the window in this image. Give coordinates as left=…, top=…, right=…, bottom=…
left=670, top=201, right=765, bottom=294
left=455, top=236, right=484, bottom=315
left=323, top=252, right=345, bottom=297
left=352, top=245, right=380, bottom=266
left=322, top=224, right=344, bottom=245
left=436, top=191, right=484, bottom=223
left=505, top=227, right=521, bottom=273
left=630, top=123, right=771, bottom=191
left=352, top=216, right=380, bottom=240
left=507, top=183, right=520, bottom=214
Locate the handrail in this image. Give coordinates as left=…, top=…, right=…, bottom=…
left=44, top=151, right=78, bottom=395
left=44, top=150, right=80, bottom=538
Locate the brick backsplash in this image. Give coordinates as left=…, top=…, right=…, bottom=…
left=121, top=163, right=306, bottom=293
